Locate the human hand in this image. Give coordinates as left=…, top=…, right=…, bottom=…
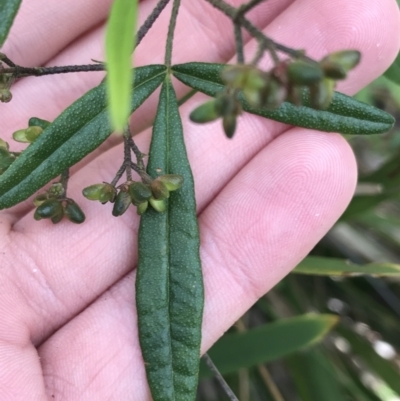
left=0, top=0, right=399, bottom=399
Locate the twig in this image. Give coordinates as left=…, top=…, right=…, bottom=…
left=136, top=0, right=171, bottom=47
left=123, top=128, right=133, bottom=181
left=258, top=365, right=286, bottom=401
left=234, top=24, right=245, bottom=64
left=59, top=169, right=70, bottom=198
left=202, top=353, right=240, bottom=401
left=165, top=0, right=181, bottom=66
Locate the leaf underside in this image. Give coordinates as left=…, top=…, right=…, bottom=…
left=172, top=62, right=394, bottom=135
left=0, top=65, right=167, bottom=209
left=136, top=77, right=203, bottom=401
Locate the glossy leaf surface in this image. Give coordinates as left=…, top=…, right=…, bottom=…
left=0, top=0, right=22, bottom=47
left=294, top=256, right=400, bottom=276
left=200, top=314, right=338, bottom=377
left=0, top=65, right=166, bottom=209
left=105, top=0, right=138, bottom=131
left=136, top=78, right=203, bottom=401
left=172, top=62, right=394, bottom=135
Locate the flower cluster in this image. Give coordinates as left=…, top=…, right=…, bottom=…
left=82, top=174, right=184, bottom=216
left=190, top=50, right=361, bottom=138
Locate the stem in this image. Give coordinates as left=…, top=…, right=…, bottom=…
left=123, top=129, right=133, bottom=181
left=204, top=0, right=313, bottom=63
left=258, top=365, right=286, bottom=401
left=202, top=353, right=239, bottom=401
left=136, top=0, right=171, bottom=47
left=59, top=169, right=70, bottom=197
left=237, top=0, right=266, bottom=15
left=164, top=0, right=181, bottom=67
left=234, top=24, right=245, bottom=64
left=111, top=164, right=126, bottom=187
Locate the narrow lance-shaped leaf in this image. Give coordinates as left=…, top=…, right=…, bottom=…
left=136, top=77, right=203, bottom=401
left=0, top=65, right=167, bottom=209
left=172, top=62, right=394, bottom=135
left=0, top=0, right=22, bottom=47
left=200, top=314, right=338, bottom=377
left=286, top=348, right=345, bottom=401
left=294, top=256, right=400, bottom=276
left=105, top=0, right=138, bottom=131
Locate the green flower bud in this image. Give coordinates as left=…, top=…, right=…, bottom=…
left=83, top=183, right=116, bottom=203
left=64, top=200, right=85, bottom=224
left=34, top=199, right=63, bottom=220
left=215, top=93, right=241, bottom=117
left=25, top=126, right=43, bottom=142
left=190, top=100, right=220, bottom=123
left=150, top=180, right=170, bottom=200
left=12, top=129, right=29, bottom=143
left=158, top=174, right=184, bottom=192
left=287, top=61, right=324, bottom=86
left=33, top=193, right=49, bottom=207
left=0, top=89, right=12, bottom=103
left=129, top=182, right=152, bottom=205
left=261, top=78, right=287, bottom=110
left=28, top=117, right=51, bottom=130
left=0, top=138, right=9, bottom=150
left=223, top=114, right=237, bottom=139
left=48, top=183, right=64, bottom=198
left=221, top=64, right=248, bottom=88
left=0, top=148, right=16, bottom=174
left=112, top=190, right=131, bottom=216
left=149, top=197, right=166, bottom=213
left=320, top=50, right=361, bottom=80
left=309, top=78, right=335, bottom=110
left=137, top=201, right=149, bottom=215
left=51, top=211, right=64, bottom=224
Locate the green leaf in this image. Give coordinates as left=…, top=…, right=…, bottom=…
left=0, top=0, right=22, bottom=47
left=294, top=256, right=400, bottom=276
left=384, top=51, right=400, bottom=86
left=340, top=193, right=392, bottom=220
left=338, top=325, right=400, bottom=396
left=199, top=314, right=338, bottom=378
left=105, top=0, right=138, bottom=131
left=0, top=65, right=166, bottom=209
left=172, top=62, right=394, bottom=135
left=287, top=348, right=344, bottom=401
left=136, top=77, right=203, bottom=401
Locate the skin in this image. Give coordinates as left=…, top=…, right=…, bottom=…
left=0, top=0, right=399, bottom=399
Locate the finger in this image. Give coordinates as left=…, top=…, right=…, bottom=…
left=36, top=129, right=356, bottom=400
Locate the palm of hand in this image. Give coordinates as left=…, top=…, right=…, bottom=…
left=0, top=0, right=398, bottom=399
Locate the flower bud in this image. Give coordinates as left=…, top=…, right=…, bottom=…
left=34, top=199, right=63, bottom=220
left=0, top=89, right=12, bottom=103
left=25, top=126, right=43, bottom=142
left=309, top=78, right=335, bottom=110
left=158, top=174, right=184, bottom=192
left=261, top=78, right=287, bottom=110
left=64, top=200, right=85, bottom=224
left=215, top=93, right=241, bottom=117
left=12, top=129, right=29, bottom=143
left=33, top=193, right=49, bottom=207
left=320, top=50, right=361, bottom=79
left=0, top=138, right=9, bottom=150
left=137, top=201, right=149, bottom=215
left=112, top=190, right=131, bottom=216
left=221, top=64, right=248, bottom=88
left=149, top=197, right=166, bottom=213
left=223, top=114, right=237, bottom=139
left=190, top=100, right=220, bottom=123
left=48, top=183, right=64, bottom=198
left=129, top=182, right=152, bottom=206
left=0, top=148, right=16, bottom=174
left=83, top=183, right=116, bottom=203
left=28, top=117, right=51, bottom=130
left=51, top=211, right=64, bottom=224
left=287, top=61, right=324, bottom=86
left=150, top=180, right=170, bottom=200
